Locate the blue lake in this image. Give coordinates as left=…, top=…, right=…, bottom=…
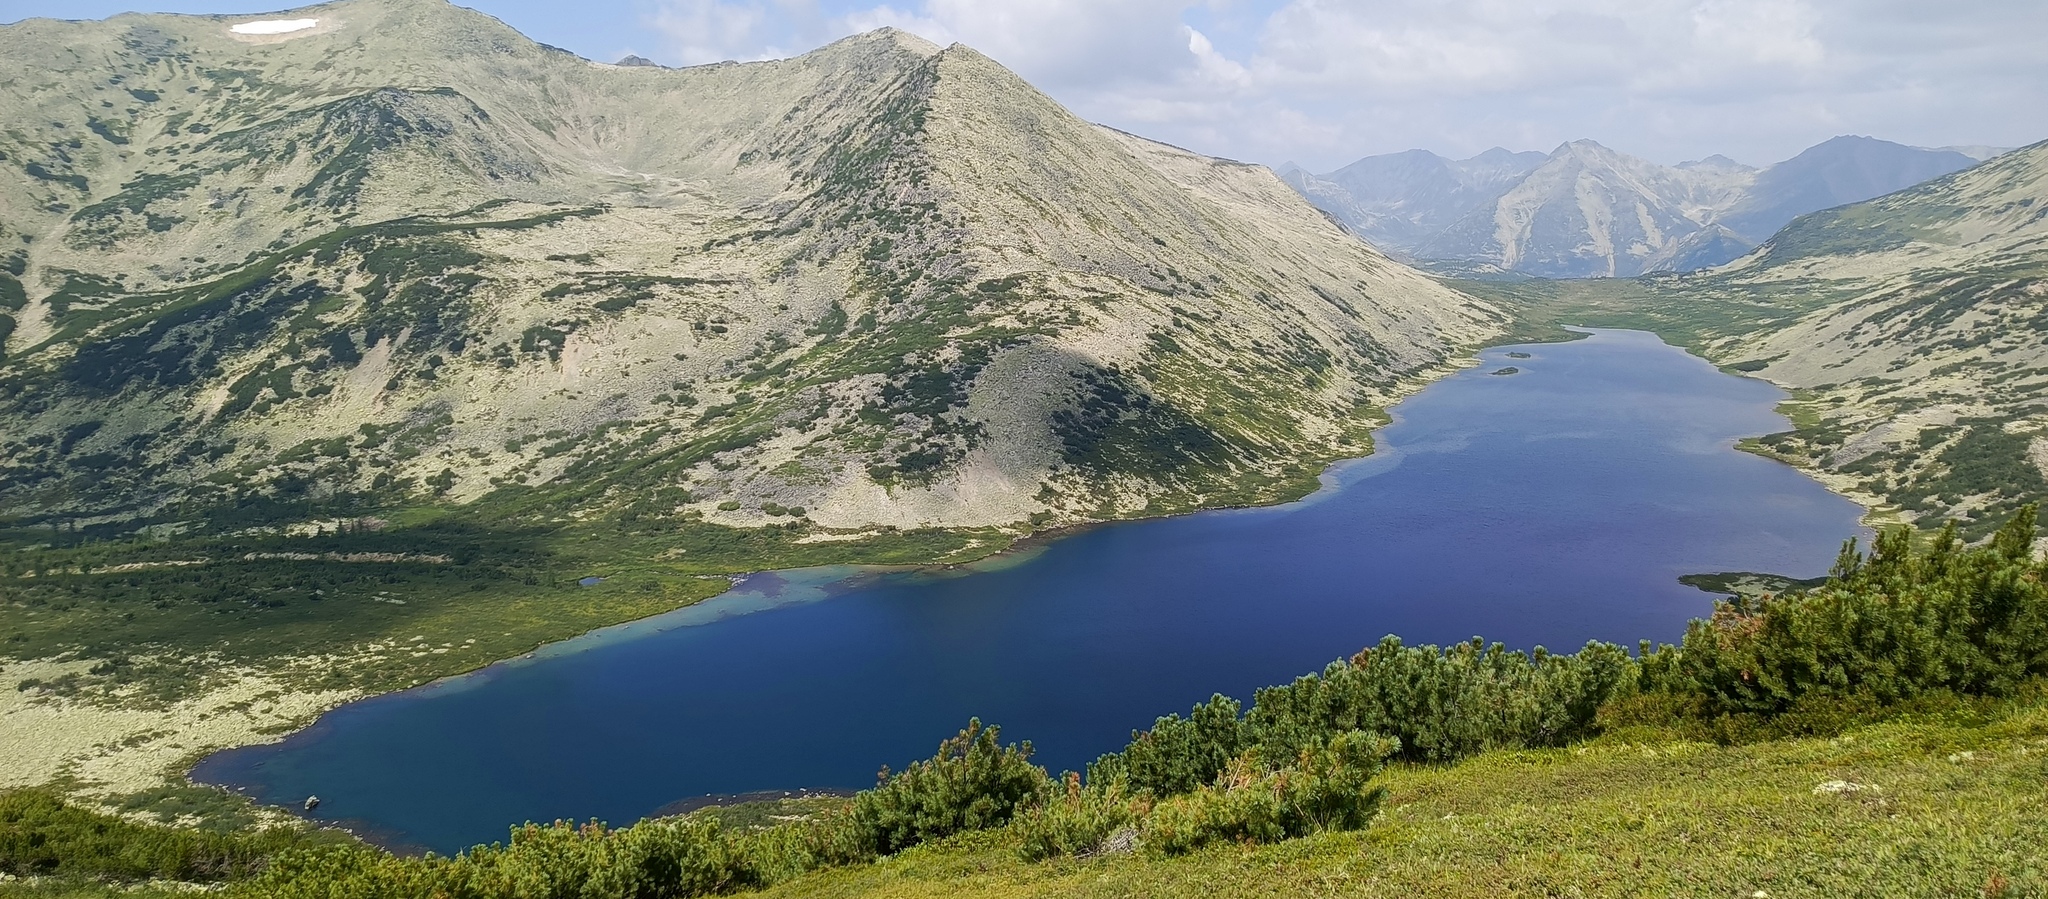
left=193, top=329, right=1868, bottom=854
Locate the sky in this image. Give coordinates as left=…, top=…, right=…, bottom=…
left=3, top=0, right=2043, bottom=172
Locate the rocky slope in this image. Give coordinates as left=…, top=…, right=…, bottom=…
left=1590, top=139, right=2048, bottom=537
left=1292, top=137, right=1986, bottom=278
left=0, top=0, right=1500, bottom=538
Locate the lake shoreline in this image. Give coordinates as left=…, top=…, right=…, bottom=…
left=189, top=328, right=1873, bottom=854
left=11, top=329, right=1871, bottom=852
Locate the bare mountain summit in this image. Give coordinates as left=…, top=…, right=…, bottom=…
left=0, top=0, right=1499, bottom=537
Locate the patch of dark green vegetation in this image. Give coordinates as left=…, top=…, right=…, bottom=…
left=23, top=161, right=89, bottom=193
left=85, top=117, right=130, bottom=146
left=1051, top=366, right=1231, bottom=477
left=69, top=173, right=201, bottom=247
left=0, top=788, right=334, bottom=884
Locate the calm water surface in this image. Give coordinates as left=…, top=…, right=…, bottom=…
left=194, top=329, right=1868, bottom=854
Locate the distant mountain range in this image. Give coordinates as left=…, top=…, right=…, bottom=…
left=1281, top=136, right=2001, bottom=278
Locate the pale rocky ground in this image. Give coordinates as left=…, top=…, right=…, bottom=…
left=0, top=0, right=1500, bottom=535
left=0, top=0, right=1504, bottom=803
left=0, top=654, right=359, bottom=798
left=1679, top=140, right=2048, bottom=530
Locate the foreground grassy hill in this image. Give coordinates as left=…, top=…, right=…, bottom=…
left=1467, top=139, right=2048, bottom=542
left=6, top=696, right=2043, bottom=899
left=748, top=706, right=2046, bottom=898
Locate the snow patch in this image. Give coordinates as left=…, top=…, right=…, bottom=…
left=231, top=18, right=318, bottom=35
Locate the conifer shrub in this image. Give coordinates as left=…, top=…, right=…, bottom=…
left=1086, top=694, right=1244, bottom=797
left=1012, top=774, right=1137, bottom=862
left=841, top=719, right=1050, bottom=856
left=1642, top=508, right=2048, bottom=718
left=0, top=788, right=314, bottom=882
left=1141, top=731, right=1395, bottom=857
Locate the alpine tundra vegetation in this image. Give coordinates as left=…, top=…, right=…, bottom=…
left=0, top=0, right=1495, bottom=798
left=3, top=0, right=2048, bottom=896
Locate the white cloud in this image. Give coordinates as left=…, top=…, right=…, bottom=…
left=641, top=0, right=2048, bottom=170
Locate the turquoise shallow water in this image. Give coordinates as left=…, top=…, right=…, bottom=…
left=194, top=329, right=1869, bottom=854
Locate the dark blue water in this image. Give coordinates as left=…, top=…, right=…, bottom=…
left=193, top=329, right=1867, bottom=854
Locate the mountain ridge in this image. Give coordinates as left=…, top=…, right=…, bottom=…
left=1290, top=136, right=1990, bottom=277
left=0, top=0, right=1499, bottom=538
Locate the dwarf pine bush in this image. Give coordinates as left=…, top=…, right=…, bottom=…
left=1013, top=773, right=1138, bottom=862
left=1142, top=731, right=1396, bottom=857
left=842, top=719, right=1050, bottom=856
left=1644, top=509, right=2048, bottom=716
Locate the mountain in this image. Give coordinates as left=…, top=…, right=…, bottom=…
left=1558, top=139, right=2048, bottom=535
left=1277, top=148, right=1546, bottom=255
left=1419, top=139, right=1755, bottom=278
left=0, top=0, right=1499, bottom=538
left=1290, top=136, right=1985, bottom=277
left=1712, top=135, right=1979, bottom=243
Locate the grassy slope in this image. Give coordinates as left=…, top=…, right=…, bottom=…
left=749, top=697, right=2048, bottom=898
left=15, top=693, right=2040, bottom=899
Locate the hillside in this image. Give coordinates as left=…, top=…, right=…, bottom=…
left=1289, top=137, right=1984, bottom=277
left=0, top=0, right=1498, bottom=539
left=1475, top=139, right=2048, bottom=538
left=0, top=0, right=1504, bottom=801
left=12, top=703, right=2045, bottom=898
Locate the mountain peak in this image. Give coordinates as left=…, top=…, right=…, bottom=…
left=834, top=26, right=943, bottom=57
left=1679, top=154, right=1750, bottom=172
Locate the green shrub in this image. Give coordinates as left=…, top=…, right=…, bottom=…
left=1238, top=636, right=1632, bottom=764
left=1089, top=694, right=1243, bottom=798
left=842, top=719, right=1050, bottom=856
left=1013, top=774, right=1136, bottom=861
left=0, top=788, right=312, bottom=883
left=1142, top=730, right=1395, bottom=856
left=1646, top=509, right=2048, bottom=717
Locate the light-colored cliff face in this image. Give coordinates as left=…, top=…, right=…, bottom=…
left=0, top=0, right=1499, bottom=534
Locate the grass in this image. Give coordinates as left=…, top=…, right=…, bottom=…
left=739, top=695, right=2048, bottom=898
left=0, top=515, right=1014, bottom=701
left=8, top=692, right=2044, bottom=899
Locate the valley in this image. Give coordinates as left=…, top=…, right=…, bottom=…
left=1466, top=139, right=2048, bottom=544
left=1, top=0, right=2045, bottom=897
left=0, top=0, right=1495, bottom=807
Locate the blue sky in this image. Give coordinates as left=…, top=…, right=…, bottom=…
left=3, top=0, right=2043, bottom=171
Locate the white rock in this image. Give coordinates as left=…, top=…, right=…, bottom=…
left=230, top=19, right=318, bottom=35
